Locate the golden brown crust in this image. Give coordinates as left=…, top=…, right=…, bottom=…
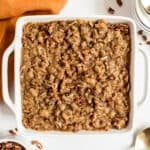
left=21, top=20, right=130, bottom=132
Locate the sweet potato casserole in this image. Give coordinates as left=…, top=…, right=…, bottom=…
left=21, top=19, right=130, bottom=131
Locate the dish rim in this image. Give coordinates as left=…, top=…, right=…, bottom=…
left=13, top=15, right=136, bottom=135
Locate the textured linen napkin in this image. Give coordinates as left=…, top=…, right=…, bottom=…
left=0, top=0, right=67, bottom=100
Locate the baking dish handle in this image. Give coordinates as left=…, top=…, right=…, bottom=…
left=2, top=41, right=15, bottom=114
left=138, top=45, right=150, bottom=107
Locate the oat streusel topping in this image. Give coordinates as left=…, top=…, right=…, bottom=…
left=21, top=20, right=130, bottom=131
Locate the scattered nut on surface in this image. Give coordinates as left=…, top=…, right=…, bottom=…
left=9, top=129, right=16, bottom=135
left=116, top=0, right=123, bottom=6
left=147, top=41, right=150, bottom=45
left=142, top=35, right=147, bottom=41
left=108, top=7, right=115, bottom=14
left=138, top=30, right=143, bottom=35
left=137, top=30, right=150, bottom=45
left=31, top=140, right=43, bottom=150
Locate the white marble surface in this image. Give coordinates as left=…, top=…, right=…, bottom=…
left=0, top=0, right=150, bottom=149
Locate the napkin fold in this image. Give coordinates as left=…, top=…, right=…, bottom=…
left=0, top=0, right=67, bottom=100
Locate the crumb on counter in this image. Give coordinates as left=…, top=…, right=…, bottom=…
left=116, top=0, right=123, bottom=7
left=138, top=30, right=143, bottom=35
left=142, top=35, right=147, bottom=41
left=147, top=41, right=150, bottom=45
left=8, top=129, right=16, bottom=135
left=31, top=140, right=43, bottom=150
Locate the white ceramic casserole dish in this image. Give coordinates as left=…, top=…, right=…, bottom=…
left=2, top=15, right=150, bottom=135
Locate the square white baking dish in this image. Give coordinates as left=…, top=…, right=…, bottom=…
left=2, top=15, right=140, bottom=135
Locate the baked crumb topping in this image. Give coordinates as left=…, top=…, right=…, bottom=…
left=21, top=19, right=130, bottom=132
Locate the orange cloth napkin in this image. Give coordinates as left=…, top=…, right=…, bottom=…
left=0, top=0, right=67, bottom=100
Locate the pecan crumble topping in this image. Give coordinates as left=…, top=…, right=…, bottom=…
left=21, top=20, right=130, bottom=132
